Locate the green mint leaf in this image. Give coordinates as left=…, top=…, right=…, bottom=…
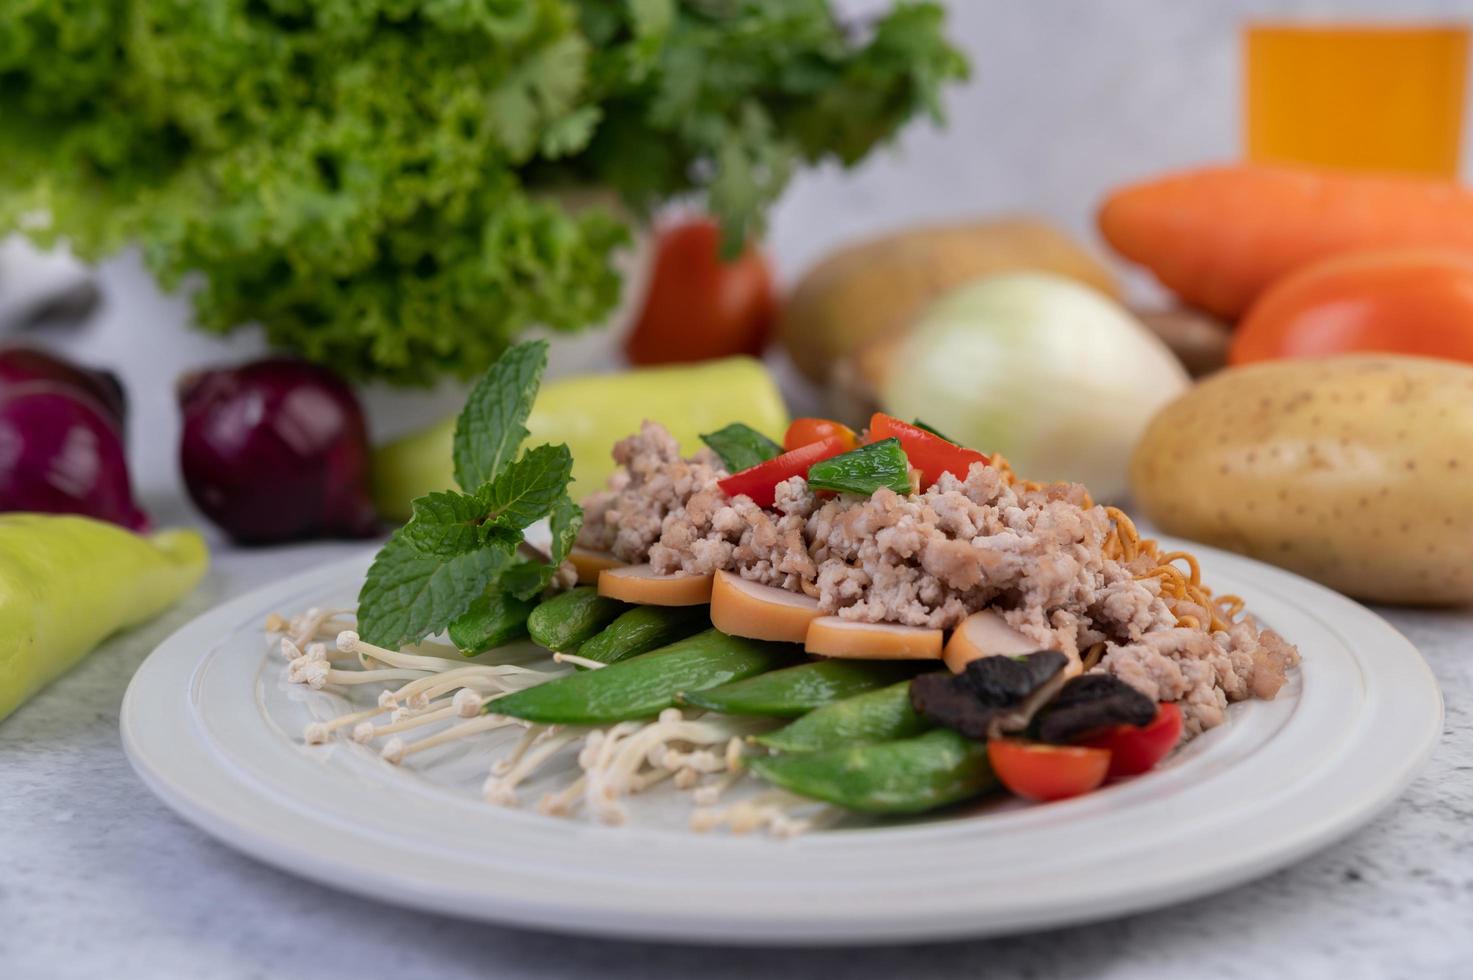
left=912, top=419, right=960, bottom=444
left=453, top=340, right=548, bottom=492
left=701, top=422, right=782, bottom=472
left=402, top=490, right=491, bottom=558
left=483, top=443, right=574, bottom=530
left=356, top=527, right=514, bottom=648
left=806, top=438, right=913, bottom=497
left=500, top=492, right=583, bottom=600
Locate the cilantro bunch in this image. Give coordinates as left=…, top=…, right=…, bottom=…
left=357, top=341, right=580, bottom=647
left=0, top=1, right=966, bottom=384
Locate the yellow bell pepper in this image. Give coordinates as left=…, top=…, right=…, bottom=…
left=0, top=514, right=209, bottom=721
left=372, top=356, right=790, bottom=520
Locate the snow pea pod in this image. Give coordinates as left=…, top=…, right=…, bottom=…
left=447, top=592, right=536, bottom=656
left=526, top=586, right=625, bottom=652
left=491, top=629, right=798, bottom=724
left=577, top=604, right=710, bottom=667
left=1, top=515, right=207, bottom=721
left=755, top=679, right=933, bottom=752
left=681, top=659, right=924, bottom=717
left=748, top=728, right=995, bottom=814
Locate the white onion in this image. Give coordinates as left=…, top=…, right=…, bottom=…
left=881, top=272, right=1189, bottom=501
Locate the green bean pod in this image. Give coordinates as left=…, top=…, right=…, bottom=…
left=447, top=592, right=537, bottom=656
left=680, top=659, right=924, bottom=717
left=748, top=728, right=995, bottom=814
left=755, top=679, right=933, bottom=752
left=576, top=605, right=711, bottom=667
left=526, top=586, right=625, bottom=652
left=490, top=629, right=798, bottom=724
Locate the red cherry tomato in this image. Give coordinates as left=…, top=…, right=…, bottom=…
left=783, top=418, right=858, bottom=453
left=1082, top=702, right=1183, bottom=779
left=717, top=436, right=847, bottom=508
left=624, top=218, right=778, bottom=365
left=868, top=413, right=987, bottom=489
left=987, top=740, right=1111, bottom=802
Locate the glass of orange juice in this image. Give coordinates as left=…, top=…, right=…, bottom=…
left=1244, top=23, right=1469, bottom=177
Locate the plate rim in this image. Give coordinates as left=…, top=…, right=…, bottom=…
left=120, top=540, right=1444, bottom=945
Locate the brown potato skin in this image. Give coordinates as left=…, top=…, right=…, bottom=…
left=1131, top=355, right=1473, bottom=605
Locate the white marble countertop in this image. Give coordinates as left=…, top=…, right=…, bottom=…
left=2, top=511, right=1470, bottom=980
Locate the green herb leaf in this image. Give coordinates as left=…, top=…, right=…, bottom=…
left=453, top=341, right=547, bottom=492
left=483, top=443, right=574, bottom=530
left=501, top=493, right=584, bottom=600
left=701, top=422, right=783, bottom=472
left=912, top=419, right=959, bottom=444
left=402, top=490, right=490, bottom=558
left=356, top=528, right=513, bottom=649
left=806, top=438, right=913, bottom=497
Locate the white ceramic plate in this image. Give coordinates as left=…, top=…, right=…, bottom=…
left=121, top=540, right=1441, bottom=945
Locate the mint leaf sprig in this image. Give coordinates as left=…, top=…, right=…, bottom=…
left=357, top=341, right=582, bottom=649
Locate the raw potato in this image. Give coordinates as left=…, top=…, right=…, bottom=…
left=779, top=219, right=1120, bottom=384
left=1131, top=355, right=1473, bottom=604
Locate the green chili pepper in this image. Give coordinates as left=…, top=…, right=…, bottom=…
left=748, top=728, right=996, bottom=814
left=490, top=629, right=798, bottom=724
left=805, top=437, right=912, bottom=496
left=756, top=679, right=933, bottom=752
left=526, top=586, right=625, bottom=652
left=447, top=591, right=537, bottom=656
left=681, top=659, right=924, bottom=717
left=1, top=515, right=208, bottom=721
left=576, top=605, right=710, bottom=667
left=700, top=422, right=783, bottom=472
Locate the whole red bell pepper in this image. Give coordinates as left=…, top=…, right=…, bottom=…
left=717, top=436, right=847, bottom=508
left=868, top=413, right=987, bottom=489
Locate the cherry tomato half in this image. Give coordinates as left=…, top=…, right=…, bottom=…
left=783, top=417, right=858, bottom=454
left=987, top=740, right=1111, bottom=802
left=1082, top=702, right=1183, bottom=780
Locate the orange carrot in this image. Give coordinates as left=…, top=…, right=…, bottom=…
left=1097, top=163, right=1473, bottom=318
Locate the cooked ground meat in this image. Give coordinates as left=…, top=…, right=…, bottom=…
left=576, top=422, right=1300, bottom=735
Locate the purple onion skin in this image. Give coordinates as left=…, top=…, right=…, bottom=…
left=179, top=359, right=379, bottom=545
left=0, top=385, right=149, bottom=531
left=0, top=345, right=128, bottom=433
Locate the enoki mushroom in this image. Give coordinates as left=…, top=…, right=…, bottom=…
left=272, top=612, right=793, bottom=835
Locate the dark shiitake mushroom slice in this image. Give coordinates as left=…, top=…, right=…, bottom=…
left=909, top=651, right=1069, bottom=741
left=1033, top=674, right=1156, bottom=744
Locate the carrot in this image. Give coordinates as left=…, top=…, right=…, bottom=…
left=1097, top=163, right=1473, bottom=318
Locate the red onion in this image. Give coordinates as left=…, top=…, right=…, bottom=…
left=178, top=359, right=379, bottom=544
left=0, top=384, right=149, bottom=530
left=0, top=344, right=127, bottom=433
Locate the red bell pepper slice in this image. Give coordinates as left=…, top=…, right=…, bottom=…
left=1082, top=702, right=1183, bottom=779
left=868, top=413, right=987, bottom=488
left=717, top=436, right=847, bottom=508
left=987, top=739, right=1111, bottom=802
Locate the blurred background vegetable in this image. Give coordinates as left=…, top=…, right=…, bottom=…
left=1131, top=355, right=1473, bottom=605
left=0, top=1, right=965, bottom=385
left=1098, top=163, right=1473, bottom=318
left=0, top=384, right=148, bottom=530
left=179, top=360, right=379, bottom=544
left=0, top=345, right=127, bottom=432
left=0, top=514, right=207, bottom=721
left=624, top=218, right=777, bottom=365
left=777, top=219, right=1119, bottom=388
left=877, top=273, right=1188, bottom=501
left=1232, top=249, right=1473, bottom=366
left=372, top=356, right=788, bottom=520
